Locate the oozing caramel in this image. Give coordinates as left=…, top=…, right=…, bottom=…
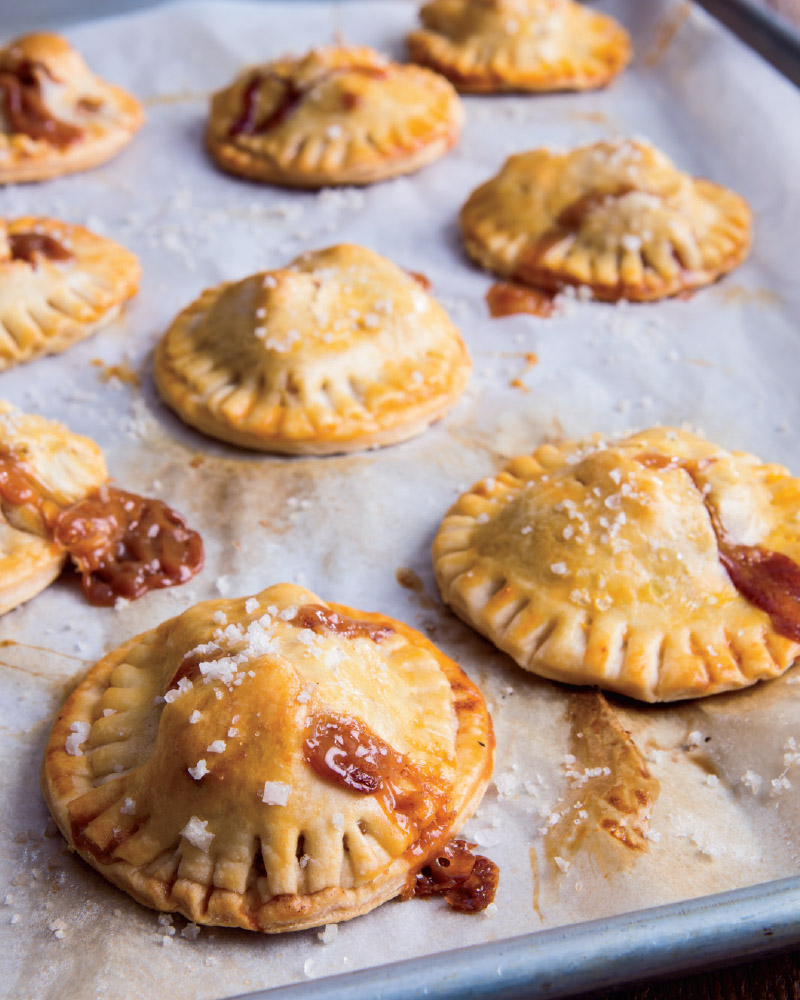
left=9, top=231, right=73, bottom=266
left=0, top=59, right=83, bottom=147
left=54, top=485, right=204, bottom=606
left=636, top=452, right=800, bottom=642
left=411, top=838, right=499, bottom=913
left=228, top=65, right=389, bottom=138
left=291, top=604, right=394, bottom=643
left=487, top=281, right=555, bottom=318
left=302, top=711, right=450, bottom=840
left=1, top=447, right=204, bottom=605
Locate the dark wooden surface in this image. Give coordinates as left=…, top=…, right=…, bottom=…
left=764, top=0, right=800, bottom=22
left=555, top=948, right=800, bottom=999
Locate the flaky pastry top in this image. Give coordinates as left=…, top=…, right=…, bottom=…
left=0, top=32, right=143, bottom=182
left=206, top=45, right=462, bottom=187
left=433, top=427, right=800, bottom=701
left=154, top=243, right=470, bottom=453
left=408, top=0, right=631, bottom=93
left=0, top=216, right=140, bottom=370
left=460, top=139, right=751, bottom=301
left=42, top=583, right=493, bottom=932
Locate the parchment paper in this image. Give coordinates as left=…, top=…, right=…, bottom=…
left=2, top=2, right=800, bottom=997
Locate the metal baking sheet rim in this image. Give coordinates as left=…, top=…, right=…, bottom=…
left=694, top=0, right=800, bottom=86
left=231, top=875, right=800, bottom=999
left=9, top=1, right=800, bottom=998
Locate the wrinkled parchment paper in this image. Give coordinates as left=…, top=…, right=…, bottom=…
left=2, top=1, right=800, bottom=997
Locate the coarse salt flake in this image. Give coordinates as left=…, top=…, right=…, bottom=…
left=189, top=710, right=202, bottom=725
left=120, top=797, right=136, bottom=815
left=180, top=816, right=213, bottom=852
left=188, top=759, right=209, bottom=780
left=65, top=721, right=91, bottom=757
left=207, top=740, right=226, bottom=754
left=262, top=781, right=291, bottom=806
left=318, top=923, right=339, bottom=944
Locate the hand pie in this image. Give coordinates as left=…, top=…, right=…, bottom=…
left=154, top=244, right=471, bottom=454
left=0, top=401, right=106, bottom=615
left=408, top=0, right=631, bottom=93
left=205, top=45, right=462, bottom=187
left=0, top=401, right=203, bottom=612
left=0, top=215, right=140, bottom=371
left=433, top=427, right=800, bottom=702
left=460, top=139, right=752, bottom=302
left=41, top=583, right=494, bottom=932
left=0, top=32, right=143, bottom=184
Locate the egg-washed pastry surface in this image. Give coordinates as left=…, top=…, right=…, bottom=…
left=460, top=139, right=751, bottom=302
left=0, top=401, right=107, bottom=615
left=205, top=45, right=463, bottom=187
left=154, top=243, right=471, bottom=454
left=433, top=427, right=800, bottom=702
left=0, top=32, right=143, bottom=184
left=408, top=0, right=631, bottom=94
left=0, top=216, right=140, bottom=371
left=0, top=401, right=203, bottom=612
left=41, top=583, right=495, bottom=932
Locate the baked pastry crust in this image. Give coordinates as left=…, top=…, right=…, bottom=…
left=0, top=32, right=143, bottom=184
left=408, top=0, right=631, bottom=93
left=460, top=139, right=752, bottom=302
left=41, top=583, right=494, bottom=932
left=205, top=45, right=462, bottom=187
left=433, top=427, right=800, bottom=702
left=0, top=215, right=140, bottom=370
left=0, top=401, right=107, bottom=615
left=154, top=243, right=471, bottom=454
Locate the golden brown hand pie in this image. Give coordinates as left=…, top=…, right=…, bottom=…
left=408, top=0, right=631, bottom=93
left=0, top=32, right=143, bottom=184
left=154, top=243, right=471, bottom=454
left=460, top=139, right=752, bottom=302
left=0, top=401, right=107, bottom=615
left=205, top=44, right=462, bottom=187
left=433, top=427, right=800, bottom=702
left=0, top=215, right=140, bottom=370
left=41, top=583, right=494, bottom=932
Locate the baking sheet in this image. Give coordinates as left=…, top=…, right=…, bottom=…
left=2, top=1, right=800, bottom=997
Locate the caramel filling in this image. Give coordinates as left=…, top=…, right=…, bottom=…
left=8, top=231, right=73, bottom=266
left=303, top=710, right=497, bottom=910
left=303, top=711, right=450, bottom=841
left=290, top=604, right=394, bottom=643
left=53, top=485, right=204, bottom=606
left=410, top=839, right=499, bottom=913
left=0, top=59, right=83, bottom=147
left=0, top=448, right=203, bottom=606
left=228, top=65, right=389, bottom=138
left=487, top=281, right=555, bottom=318
left=636, top=452, right=800, bottom=642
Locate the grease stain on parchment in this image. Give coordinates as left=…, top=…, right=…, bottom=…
left=714, top=284, right=782, bottom=309
left=143, top=90, right=208, bottom=107
left=643, top=1, right=692, bottom=67
left=528, top=845, right=544, bottom=922
left=543, top=691, right=660, bottom=873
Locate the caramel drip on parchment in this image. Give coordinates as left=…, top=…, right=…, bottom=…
left=543, top=691, right=659, bottom=871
